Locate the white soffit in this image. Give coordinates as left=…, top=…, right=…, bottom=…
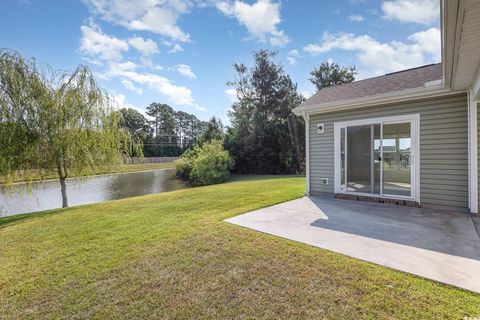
left=451, top=0, right=480, bottom=90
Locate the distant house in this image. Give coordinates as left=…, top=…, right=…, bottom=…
left=293, top=0, right=480, bottom=213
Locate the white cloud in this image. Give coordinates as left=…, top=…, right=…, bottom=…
left=224, top=88, right=237, bottom=102
left=112, top=93, right=127, bottom=109
left=349, top=14, right=364, bottom=22
left=161, top=40, right=184, bottom=53
left=408, top=27, right=441, bottom=61
left=129, top=7, right=190, bottom=42
left=82, top=0, right=191, bottom=42
left=382, top=0, right=439, bottom=25
left=80, top=24, right=129, bottom=62
left=128, top=36, right=158, bottom=55
left=111, top=93, right=146, bottom=115
left=170, top=43, right=184, bottom=53
left=287, top=49, right=300, bottom=66
left=175, top=64, right=196, bottom=79
left=300, top=89, right=314, bottom=99
left=303, top=27, right=441, bottom=77
left=106, top=66, right=204, bottom=110
left=216, top=0, right=289, bottom=46
left=121, top=79, right=143, bottom=94
left=128, top=36, right=159, bottom=67
left=79, top=5, right=202, bottom=111
left=101, top=61, right=138, bottom=75
left=79, top=27, right=201, bottom=110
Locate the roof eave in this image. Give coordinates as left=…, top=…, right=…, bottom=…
left=293, top=85, right=459, bottom=116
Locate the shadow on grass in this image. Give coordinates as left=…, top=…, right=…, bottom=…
left=0, top=207, right=73, bottom=228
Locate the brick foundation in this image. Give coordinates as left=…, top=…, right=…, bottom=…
left=334, top=193, right=420, bottom=207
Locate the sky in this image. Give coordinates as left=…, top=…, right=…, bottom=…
left=0, top=0, right=441, bottom=123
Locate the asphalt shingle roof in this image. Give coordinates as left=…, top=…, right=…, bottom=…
left=300, top=63, right=443, bottom=109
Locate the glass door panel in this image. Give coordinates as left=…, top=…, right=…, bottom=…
left=382, top=122, right=411, bottom=196
left=346, top=124, right=380, bottom=194
left=340, top=128, right=346, bottom=191
left=373, top=124, right=381, bottom=194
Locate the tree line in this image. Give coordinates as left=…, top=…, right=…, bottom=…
left=118, top=104, right=209, bottom=157
left=120, top=50, right=358, bottom=175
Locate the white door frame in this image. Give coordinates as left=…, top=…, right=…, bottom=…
left=468, top=90, right=478, bottom=213
left=334, top=114, right=420, bottom=203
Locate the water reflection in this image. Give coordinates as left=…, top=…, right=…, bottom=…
left=0, top=169, right=186, bottom=217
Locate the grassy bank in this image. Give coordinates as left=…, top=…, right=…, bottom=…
left=6, top=162, right=176, bottom=183
left=0, top=176, right=479, bottom=319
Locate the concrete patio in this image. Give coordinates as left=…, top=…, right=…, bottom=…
left=225, top=196, right=480, bottom=293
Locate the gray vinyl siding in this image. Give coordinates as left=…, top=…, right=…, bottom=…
left=478, top=101, right=480, bottom=211
left=308, top=93, right=468, bottom=210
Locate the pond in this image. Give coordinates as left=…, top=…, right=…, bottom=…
left=0, top=169, right=187, bottom=217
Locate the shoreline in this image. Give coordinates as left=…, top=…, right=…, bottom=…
left=5, top=167, right=176, bottom=186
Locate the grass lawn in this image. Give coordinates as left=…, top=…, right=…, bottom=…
left=0, top=176, right=479, bottom=319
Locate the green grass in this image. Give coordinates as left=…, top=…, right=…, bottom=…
left=7, top=162, right=176, bottom=183
left=0, top=176, right=479, bottom=319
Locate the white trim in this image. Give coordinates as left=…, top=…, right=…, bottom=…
left=334, top=114, right=417, bottom=129
left=468, top=90, right=478, bottom=213
left=293, top=86, right=458, bottom=117
left=303, top=112, right=310, bottom=196
left=380, top=123, right=384, bottom=195
left=414, top=114, right=421, bottom=204
left=472, top=65, right=480, bottom=101
left=333, top=114, right=420, bottom=203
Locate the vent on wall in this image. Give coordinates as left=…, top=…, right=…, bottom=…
left=321, top=178, right=328, bottom=185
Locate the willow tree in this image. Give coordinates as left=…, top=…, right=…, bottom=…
left=0, top=50, right=140, bottom=207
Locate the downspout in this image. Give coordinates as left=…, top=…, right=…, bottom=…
left=468, top=90, right=478, bottom=214
left=302, top=110, right=310, bottom=196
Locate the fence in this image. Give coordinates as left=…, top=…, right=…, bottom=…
left=129, top=157, right=179, bottom=164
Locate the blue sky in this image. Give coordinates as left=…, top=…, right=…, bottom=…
left=0, top=0, right=440, bottom=123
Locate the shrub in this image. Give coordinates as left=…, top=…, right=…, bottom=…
left=176, top=140, right=234, bottom=186
left=174, top=157, right=192, bottom=180
left=174, top=148, right=195, bottom=180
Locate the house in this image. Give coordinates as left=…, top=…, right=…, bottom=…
left=293, top=0, right=480, bottom=213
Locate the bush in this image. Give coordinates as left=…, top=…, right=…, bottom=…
left=174, top=148, right=196, bottom=180
left=174, top=157, right=192, bottom=180
left=175, top=140, right=234, bottom=186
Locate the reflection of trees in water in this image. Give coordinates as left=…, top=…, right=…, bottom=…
left=102, top=169, right=185, bottom=200
left=0, top=181, right=52, bottom=217
left=1, top=169, right=187, bottom=216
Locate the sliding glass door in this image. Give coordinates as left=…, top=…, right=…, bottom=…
left=340, top=124, right=381, bottom=194
left=382, top=122, right=411, bottom=197
left=336, top=115, right=417, bottom=200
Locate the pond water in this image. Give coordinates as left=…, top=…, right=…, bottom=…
left=0, top=169, right=187, bottom=217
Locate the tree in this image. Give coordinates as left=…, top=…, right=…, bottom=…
left=175, top=110, right=190, bottom=148
left=145, top=103, right=180, bottom=156
left=196, top=116, right=224, bottom=146
left=309, top=61, right=357, bottom=91
left=0, top=50, right=139, bottom=207
left=118, top=108, right=152, bottom=142
left=226, top=50, right=305, bottom=174
left=183, top=113, right=205, bottom=149
left=146, top=103, right=177, bottom=144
